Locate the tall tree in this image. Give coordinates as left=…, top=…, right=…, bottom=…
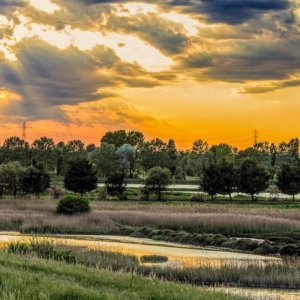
left=277, top=164, right=300, bottom=201
left=21, top=163, right=50, bottom=196
left=0, top=136, right=30, bottom=165
left=31, top=137, right=56, bottom=171
left=166, top=139, right=177, bottom=176
left=144, top=167, right=171, bottom=201
left=201, top=161, right=222, bottom=201
left=0, top=161, right=25, bottom=198
left=237, top=158, right=270, bottom=201
left=64, top=157, right=97, bottom=195
left=116, top=144, right=136, bottom=177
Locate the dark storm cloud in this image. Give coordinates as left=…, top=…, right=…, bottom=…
left=158, top=0, right=291, bottom=24
left=185, top=40, right=300, bottom=83
left=70, top=0, right=291, bottom=25
left=0, top=0, right=27, bottom=14
left=0, top=39, right=162, bottom=121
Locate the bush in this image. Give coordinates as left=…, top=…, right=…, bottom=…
left=95, top=188, right=109, bottom=201
left=50, top=184, right=65, bottom=199
left=190, top=193, right=205, bottom=203
left=140, top=255, right=168, bottom=264
left=56, top=195, right=91, bottom=215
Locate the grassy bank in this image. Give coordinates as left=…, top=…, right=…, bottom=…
left=6, top=240, right=300, bottom=290
left=0, top=252, right=243, bottom=300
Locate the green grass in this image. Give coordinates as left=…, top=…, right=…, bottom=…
left=0, top=252, right=243, bottom=300
left=6, top=240, right=300, bottom=290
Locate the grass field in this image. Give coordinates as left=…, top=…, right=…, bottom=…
left=0, top=252, right=243, bottom=300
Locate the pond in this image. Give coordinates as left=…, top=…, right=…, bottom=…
left=0, top=232, right=299, bottom=300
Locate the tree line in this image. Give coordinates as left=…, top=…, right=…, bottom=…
left=0, top=130, right=299, bottom=201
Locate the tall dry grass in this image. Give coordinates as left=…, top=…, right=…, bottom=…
left=0, top=199, right=299, bottom=235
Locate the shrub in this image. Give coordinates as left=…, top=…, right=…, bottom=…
left=56, top=195, right=91, bottom=215
left=190, top=193, right=205, bottom=203
left=50, top=184, right=65, bottom=199
left=95, top=188, right=109, bottom=201
left=140, top=255, right=168, bottom=264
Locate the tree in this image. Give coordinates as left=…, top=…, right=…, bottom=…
left=277, top=164, right=300, bottom=201
left=64, top=157, right=97, bottom=195
left=0, top=161, right=25, bottom=198
left=31, top=137, right=56, bottom=171
left=139, top=139, right=171, bottom=172
left=0, top=136, right=30, bottom=165
left=218, top=159, right=236, bottom=201
left=21, top=163, right=50, bottom=196
left=101, top=130, right=128, bottom=148
left=101, top=130, right=144, bottom=148
left=92, top=143, right=119, bottom=177
left=237, top=158, right=270, bottom=201
left=166, top=139, right=177, bottom=175
left=116, top=144, right=136, bottom=177
left=201, top=161, right=221, bottom=201
left=105, top=173, right=126, bottom=200
left=192, top=139, right=209, bottom=155
left=144, top=167, right=171, bottom=201
left=86, top=144, right=96, bottom=153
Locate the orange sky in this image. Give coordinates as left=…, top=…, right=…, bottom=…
left=0, top=1, right=299, bottom=149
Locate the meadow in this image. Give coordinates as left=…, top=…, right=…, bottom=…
left=0, top=252, right=244, bottom=300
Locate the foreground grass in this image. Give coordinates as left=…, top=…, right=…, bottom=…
left=0, top=252, right=243, bottom=300
left=8, top=240, right=300, bottom=290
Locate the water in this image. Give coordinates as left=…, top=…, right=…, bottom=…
left=0, top=232, right=299, bottom=300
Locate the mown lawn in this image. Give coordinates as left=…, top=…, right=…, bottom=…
left=0, top=253, right=244, bottom=300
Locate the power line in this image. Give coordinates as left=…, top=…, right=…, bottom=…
left=22, top=121, right=27, bottom=141
left=253, top=129, right=258, bottom=145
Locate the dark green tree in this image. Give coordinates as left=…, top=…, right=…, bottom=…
left=0, top=136, right=30, bottom=165
left=144, top=167, right=171, bottom=201
left=166, top=139, right=177, bottom=175
left=21, top=163, right=50, bottom=196
left=105, top=173, right=126, bottom=200
left=0, top=161, right=25, bottom=198
left=201, top=161, right=222, bottom=201
left=31, top=137, right=56, bottom=171
left=86, top=144, right=96, bottom=153
left=277, top=164, right=300, bottom=201
left=64, top=157, right=97, bottom=195
left=237, top=158, right=270, bottom=201
left=218, top=159, right=236, bottom=201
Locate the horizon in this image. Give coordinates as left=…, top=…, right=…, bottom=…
left=0, top=1, right=300, bottom=148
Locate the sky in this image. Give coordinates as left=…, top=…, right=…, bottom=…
left=0, top=0, right=299, bottom=148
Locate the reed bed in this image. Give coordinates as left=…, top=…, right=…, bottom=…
left=0, top=199, right=299, bottom=236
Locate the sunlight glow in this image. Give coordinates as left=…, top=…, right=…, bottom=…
left=114, top=3, right=158, bottom=16
left=28, top=0, right=60, bottom=13
left=161, top=12, right=200, bottom=36
left=0, top=15, right=173, bottom=71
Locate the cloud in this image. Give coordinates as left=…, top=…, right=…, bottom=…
left=195, top=0, right=290, bottom=24
left=0, top=38, right=169, bottom=121
left=0, top=0, right=27, bottom=14
left=240, top=79, right=300, bottom=94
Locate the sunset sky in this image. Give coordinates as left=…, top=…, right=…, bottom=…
left=0, top=0, right=299, bottom=148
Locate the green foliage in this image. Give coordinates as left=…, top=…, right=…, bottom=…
left=237, top=158, right=270, bottom=201
left=21, top=163, right=50, bottom=196
left=64, top=157, right=97, bottom=195
left=56, top=195, right=91, bottom=215
left=105, top=173, right=126, bottom=200
left=140, top=255, right=168, bottom=263
left=101, top=130, right=144, bottom=148
left=0, top=161, right=25, bottom=198
left=277, top=163, right=300, bottom=200
left=144, top=167, right=171, bottom=201
left=31, top=137, right=56, bottom=171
